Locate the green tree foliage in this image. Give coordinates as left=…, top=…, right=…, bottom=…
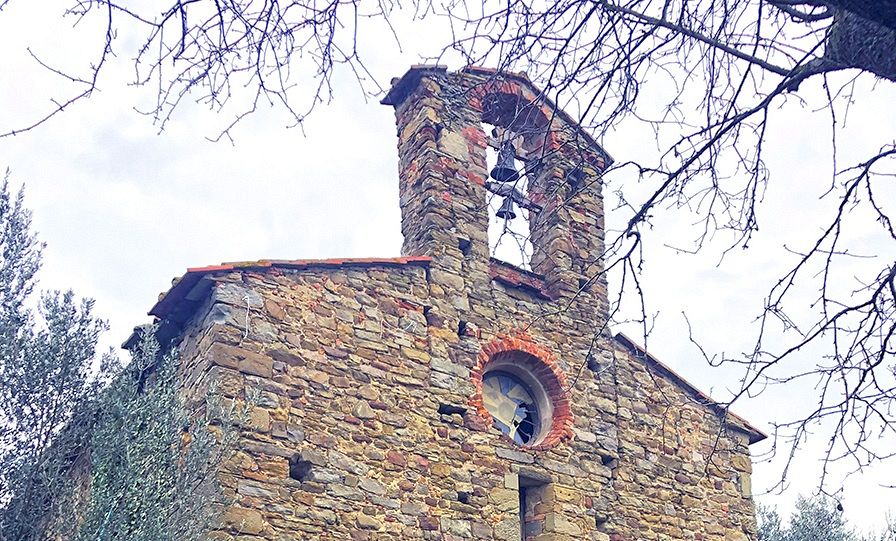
left=73, top=336, right=223, bottom=541
left=757, top=504, right=786, bottom=541
left=758, top=496, right=857, bottom=541
left=0, top=172, right=227, bottom=540
left=882, top=516, right=896, bottom=541
left=0, top=170, right=107, bottom=540
left=758, top=496, right=896, bottom=541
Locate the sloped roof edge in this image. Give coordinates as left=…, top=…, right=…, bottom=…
left=614, top=332, right=767, bottom=444
left=381, top=65, right=614, bottom=166
left=149, top=256, right=432, bottom=319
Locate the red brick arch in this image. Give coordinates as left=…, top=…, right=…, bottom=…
left=470, top=333, right=574, bottom=450
left=466, top=76, right=607, bottom=168
left=467, top=80, right=559, bottom=154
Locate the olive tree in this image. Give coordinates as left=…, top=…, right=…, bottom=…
left=0, top=172, right=229, bottom=540
left=758, top=495, right=896, bottom=541
left=0, top=170, right=104, bottom=539
left=758, top=495, right=856, bottom=541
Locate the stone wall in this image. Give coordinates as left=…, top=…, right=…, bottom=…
left=170, top=259, right=758, bottom=541
left=159, top=66, right=761, bottom=541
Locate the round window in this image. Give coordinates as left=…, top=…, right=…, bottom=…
left=482, top=371, right=540, bottom=445
left=474, top=337, right=574, bottom=449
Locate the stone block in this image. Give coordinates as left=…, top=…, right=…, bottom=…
left=359, top=477, right=387, bottom=495
left=248, top=408, right=270, bottom=432
left=352, top=400, right=376, bottom=419
left=739, top=474, right=752, bottom=498
left=356, top=514, right=382, bottom=531
left=440, top=517, right=472, bottom=538
left=544, top=513, right=582, bottom=536
left=237, top=480, right=278, bottom=499
left=504, top=473, right=519, bottom=490
left=544, top=484, right=580, bottom=504
left=222, top=507, right=265, bottom=535
left=494, top=518, right=520, bottom=540
left=438, top=130, right=471, bottom=161
left=731, top=454, right=752, bottom=473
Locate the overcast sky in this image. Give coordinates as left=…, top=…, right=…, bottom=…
left=2, top=0, right=895, bottom=531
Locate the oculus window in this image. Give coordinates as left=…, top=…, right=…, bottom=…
left=482, top=371, right=540, bottom=445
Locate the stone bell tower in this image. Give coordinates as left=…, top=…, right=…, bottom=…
left=135, top=65, right=764, bottom=541
left=383, top=66, right=611, bottom=312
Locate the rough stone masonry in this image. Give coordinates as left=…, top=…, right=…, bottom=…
left=147, top=66, right=766, bottom=541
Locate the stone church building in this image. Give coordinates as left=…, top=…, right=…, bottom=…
left=146, top=66, right=765, bottom=540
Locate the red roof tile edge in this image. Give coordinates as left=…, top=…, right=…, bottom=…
left=614, top=332, right=766, bottom=444
left=150, top=256, right=432, bottom=318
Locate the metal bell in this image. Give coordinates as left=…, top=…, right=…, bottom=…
left=495, top=197, right=517, bottom=220
left=490, top=140, right=520, bottom=183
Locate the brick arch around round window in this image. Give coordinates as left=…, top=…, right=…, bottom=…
left=471, top=333, right=574, bottom=450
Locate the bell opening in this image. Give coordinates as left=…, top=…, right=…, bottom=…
left=483, top=123, right=533, bottom=270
